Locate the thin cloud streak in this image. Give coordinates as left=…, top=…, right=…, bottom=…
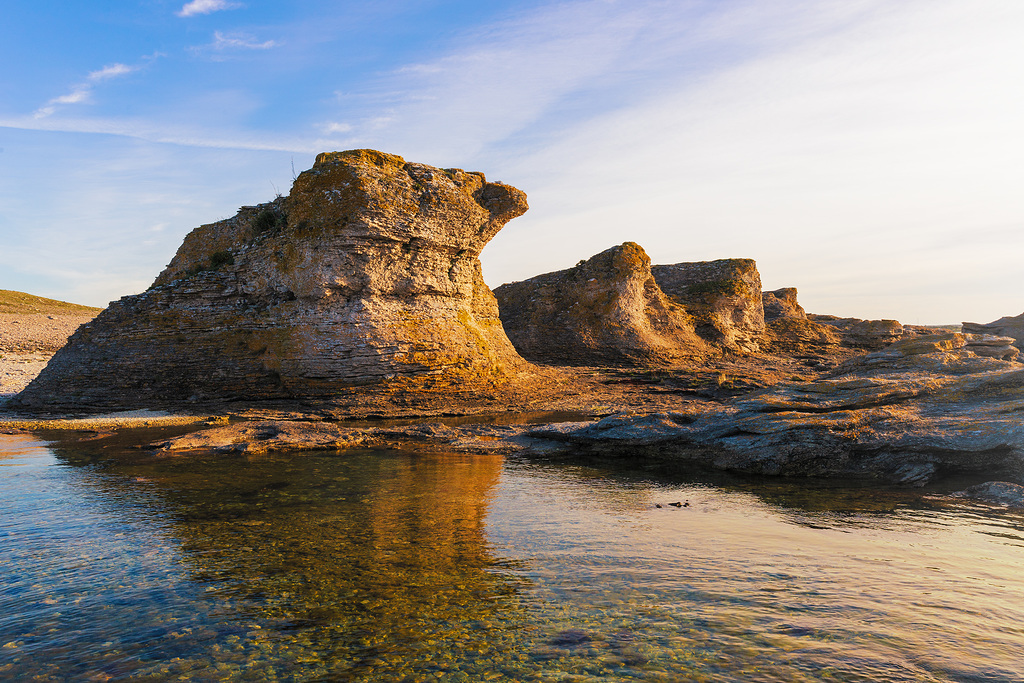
left=211, top=31, right=278, bottom=50
left=176, top=0, right=244, bottom=18
left=33, top=61, right=141, bottom=118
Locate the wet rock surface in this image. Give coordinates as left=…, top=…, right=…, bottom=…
left=14, top=150, right=550, bottom=413
left=952, top=481, right=1024, bottom=507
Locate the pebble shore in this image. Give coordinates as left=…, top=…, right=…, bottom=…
left=0, top=313, right=96, bottom=397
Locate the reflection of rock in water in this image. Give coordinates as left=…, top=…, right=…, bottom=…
left=50, top=441, right=530, bottom=679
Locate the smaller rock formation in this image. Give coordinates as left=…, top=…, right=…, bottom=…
left=494, top=242, right=707, bottom=366
left=762, top=287, right=806, bottom=322
left=963, top=311, right=1024, bottom=351
left=652, top=259, right=764, bottom=353
left=809, top=315, right=904, bottom=349
left=760, top=287, right=840, bottom=353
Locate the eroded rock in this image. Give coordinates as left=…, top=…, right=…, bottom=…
left=493, top=242, right=707, bottom=366
left=651, top=258, right=764, bottom=353
left=963, top=312, right=1024, bottom=352
left=762, top=287, right=806, bottom=322
left=15, top=150, right=537, bottom=411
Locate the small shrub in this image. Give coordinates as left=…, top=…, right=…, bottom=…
left=210, top=250, right=234, bottom=268
left=253, top=209, right=281, bottom=235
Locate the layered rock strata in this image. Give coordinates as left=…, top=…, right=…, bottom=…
left=760, top=287, right=840, bottom=352
left=156, top=330, right=1024, bottom=487
left=16, top=149, right=534, bottom=411
left=963, top=311, right=1024, bottom=351
left=762, top=287, right=806, bottom=322
left=809, top=315, right=904, bottom=349
left=651, top=258, right=764, bottom=352
left=520, top=332, right=1024, bottom=486
left=493, top=242, right=707, bottom=366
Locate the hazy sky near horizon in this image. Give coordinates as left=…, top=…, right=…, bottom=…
left=2, top=0, right=1022, bottom=323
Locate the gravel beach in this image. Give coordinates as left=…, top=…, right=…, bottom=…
left=0, top=313, right=97, bottom=396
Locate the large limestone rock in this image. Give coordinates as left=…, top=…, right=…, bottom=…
left=15, top=149, right=534, bottom=410
left=651, top=258, right=764, bottom=353
left=493, top=242, right=707, bottom=366
left=963, top=311, right=1024, bottom=351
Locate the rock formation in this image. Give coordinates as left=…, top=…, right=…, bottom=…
left=809, top=315, right=904, bottom=349
left=963, top=311, right=1024, bottom=351
left=15, top=149, right=537, bottom=411
left=651, top=258, right=764, bottom=352
left=760, top=287, right=840, bottom=353
left=762, top=287, right=805, bottom=322
left=518, top=332, right=1024, bottom=486
left=493, top=242, right=708, bottom=366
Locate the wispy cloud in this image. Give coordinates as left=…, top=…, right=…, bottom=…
left=176, top=0, right=243, bottom=18
left=33, top=62, right=141, bottom=118
left=211, top=30, right=278, bottom=50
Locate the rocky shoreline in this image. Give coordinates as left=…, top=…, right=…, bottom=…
left=5, top=149, right=1024, bottom=504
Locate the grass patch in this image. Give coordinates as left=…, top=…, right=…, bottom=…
left=0, top=289, right=102, bottom=315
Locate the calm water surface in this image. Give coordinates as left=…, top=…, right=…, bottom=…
left=2, top=430, right=1024, bottom=681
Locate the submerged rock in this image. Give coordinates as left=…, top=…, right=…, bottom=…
left=493, top=242, right=708, bottom=366
left=15, top=150, right=536, bottom=411
left=651, top=258, right=764, bottom=353
left=953, top=481, right=1024, bottom=507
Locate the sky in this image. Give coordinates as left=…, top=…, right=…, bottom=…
left=2, top=0, right=1023, bottom=324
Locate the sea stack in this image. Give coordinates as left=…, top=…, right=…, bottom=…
left=16, top=150, right=533, bottom=410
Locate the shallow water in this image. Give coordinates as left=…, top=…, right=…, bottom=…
left=2, top=432, right=1024, bottom=681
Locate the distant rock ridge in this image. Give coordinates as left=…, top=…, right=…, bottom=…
left=15, top=149, right=538, bottom=411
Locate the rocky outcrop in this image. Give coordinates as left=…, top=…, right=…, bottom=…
left=15, top=149, right=537, bottom=411
left=762, top=287, right=805, bottom=322
left=515, top=332, right=1024, bottom=486
left=963, top=311, right=1024, bottom=351
left=651, top=259, right=764, bottom=353
left=760, top=287, right=840, bottom=352
left=809, top=315, right=904, bottom=349
left=493, top=242, right=707, bottom=366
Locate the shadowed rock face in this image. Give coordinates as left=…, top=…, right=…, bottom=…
left=15, top=149, right=532, bottom=410
left=493, top=242, right=707, bottom=366
left=651, top=258, right=764, bottom=353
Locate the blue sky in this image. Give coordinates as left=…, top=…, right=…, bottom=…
left=2, top=0, right=1022, bottom=323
